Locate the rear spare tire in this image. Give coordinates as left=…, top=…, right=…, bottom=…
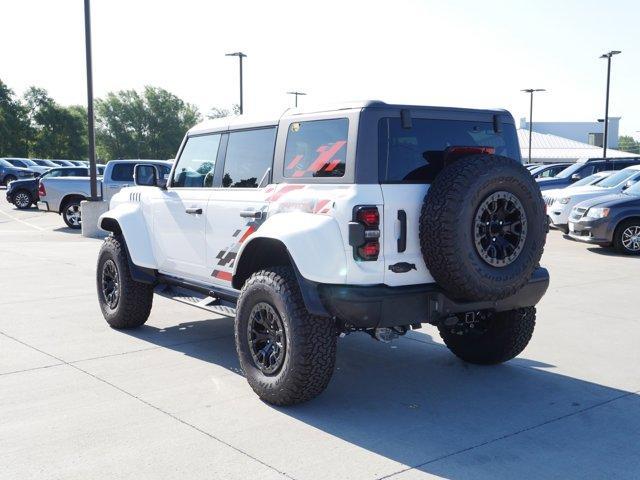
left=420, top=154, right=546, bottom=301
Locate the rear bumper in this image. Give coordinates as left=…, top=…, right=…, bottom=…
left=318, top=267, right=550, bottom=329
left=37, top=201, right=50, bottom=212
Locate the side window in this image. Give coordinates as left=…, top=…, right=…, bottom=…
left=47, top=170, right=62, bottom=178
left=222, top=128, right=276, bottom=188
left=110, top=163, right=136, bottom=182
left=173, top=134, right=221, bottom=188
left=61, top=168, right=83, bottom=177
left=158, top=164, right=171, bottom=179
left=580, top=165, right=595, bottom=176
left=284, top=119, right=348, bottom=178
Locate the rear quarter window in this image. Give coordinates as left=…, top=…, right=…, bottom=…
left=378, top=118, right=520, bottom=183
left=284, top=118, right=348, bottom=179
left=110, top=163, right=136, bottom=182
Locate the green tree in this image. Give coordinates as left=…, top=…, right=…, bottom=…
left=207, top=104, right=240, bottom=119
left=0, top=79, right=32, bottom=156
left=618, top=135, right=640, bottom=155
left=96, top=86, right=201, bottom=160
left=23, top=87, right=88, bottom=159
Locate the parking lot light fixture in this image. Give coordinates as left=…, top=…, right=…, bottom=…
left=521, top=88, right=546, bottom=164
left=225, top=52, right=247, bottom=114
left=599, top=50, right=621, bottom=159
left=286, top=91, right=307, bottom=107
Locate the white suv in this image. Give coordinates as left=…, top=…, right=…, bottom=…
left=95, top=101, right=549, bottom=405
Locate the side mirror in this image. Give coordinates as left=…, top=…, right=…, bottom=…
left=623, top=180, right=636, bottom=190
left=134, top=164, right=161, bottom=187
left=571, top=173, right=582, bottom=182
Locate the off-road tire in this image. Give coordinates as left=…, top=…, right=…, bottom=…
left=438, top=307, right=536, bottom=365
left=13, top=189, right=33, bottom=209
left=96, top=235, right=154, bottom=329
left=235, top=267, right=337, bottom=406
left=420, top=154, right=546, bottom=301
left=62, top=198, right=83, bottom=229
left=613, top=219, right=640, bottom=255
left=3, top=175, right=16, bottom=187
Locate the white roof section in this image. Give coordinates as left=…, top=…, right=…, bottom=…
left=518, top=129, right=638, bottom=161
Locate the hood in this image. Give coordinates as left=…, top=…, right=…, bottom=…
left=574, top=193, right=640, bottom=210
left=7, top=177, right=38, bottom=189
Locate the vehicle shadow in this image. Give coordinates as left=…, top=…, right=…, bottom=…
left=53, top=226, right=81, bottom=234
left=121, top=317, right=637, bottom=479
left=587, top=246, right=640, bottom=259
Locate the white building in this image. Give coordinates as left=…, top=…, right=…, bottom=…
left=517, top=128, right=638, bottom=164
left=519, top=118, right=620, bottom=149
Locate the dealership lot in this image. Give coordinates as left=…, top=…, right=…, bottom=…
left=1, top=195, right=639, bottom=480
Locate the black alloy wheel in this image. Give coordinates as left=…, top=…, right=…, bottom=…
left=247, top=302, right=286, bottom=375
left=474, top=191, right=528, bottom=267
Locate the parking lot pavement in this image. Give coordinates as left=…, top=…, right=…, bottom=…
left=1, top=193, right=639, bottom=480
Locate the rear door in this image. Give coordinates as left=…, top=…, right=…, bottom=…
left=206, top=127, right=277, bottom=285
left=378, top=115, right=522, bottom=286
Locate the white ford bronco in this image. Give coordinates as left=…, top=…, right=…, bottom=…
left=96, top=101, right=549, bottom=405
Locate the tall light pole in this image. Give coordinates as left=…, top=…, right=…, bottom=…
left=225, top=52, right=247, bottom=114
left=599, top=50, right=621, bottom=159
left=521, top=88, right=546, bottom=164
left=84, top=0, right=98, bottom=200
left=286, top=91, right=306, bottom=107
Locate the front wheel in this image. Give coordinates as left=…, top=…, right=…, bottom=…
left=613, top=220, right=640, bottom=255
left=96, top=235, right=154, bottom=329
left=62, top=199, right=82, bottom=229
left=235, top=267, right=337, bottom=406
left=438, top=307, right=536, bottom=365
left=13, top=190, right=33, bottom=209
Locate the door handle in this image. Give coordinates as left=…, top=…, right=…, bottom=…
left=397, top=210, right=407, bottom=253
left=240, top=210, right=263, bottom=219
left=185, top=207, right=203, bottom=215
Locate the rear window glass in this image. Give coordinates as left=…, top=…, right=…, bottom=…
left=110, top=163, right=136, bottom=182
left=284, top=118, right=348, bottom=178
left=378, top=118, right=520, bottom=183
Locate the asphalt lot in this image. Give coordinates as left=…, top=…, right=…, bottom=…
left=1, top=190, right=639, bottom=480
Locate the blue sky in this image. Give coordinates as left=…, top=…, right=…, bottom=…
left=2, top=0, right=639, bottom=137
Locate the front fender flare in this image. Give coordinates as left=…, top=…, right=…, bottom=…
left=98, top=203, right=156, bottom=269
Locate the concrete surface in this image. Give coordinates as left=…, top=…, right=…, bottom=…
left=1, top=191, right=639, bottom=480
left=80, top=200, right=109, bottom=239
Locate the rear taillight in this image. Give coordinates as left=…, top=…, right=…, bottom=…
left=349, top=206, right=380, bottom=261
left=38, top=182, right=46, bottom=197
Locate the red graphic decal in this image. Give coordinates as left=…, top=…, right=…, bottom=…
left=324, top=159, right=342, bottom=172
left=306, top=140, right=346, bottom=174
left=286, top=154, right=303, bottom=170
left=213, top=270, right=232, bottom=281
left=266, top=184, right=305, bottom=202
left=292, top=170, right=305, bottom=178
left=313, top=199, right=330, bottom=213
left=238, top=226, right=255, bottom=243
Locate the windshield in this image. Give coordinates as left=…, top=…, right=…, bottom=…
left=571, top=173, right=604, bottom=187
left=624, top=180, right=640, bottom=196
left=596, top=169, right=637, bottom=188
left=19, top=158, right=37, bottom=166
left=555, top=163, right=583, bottom=178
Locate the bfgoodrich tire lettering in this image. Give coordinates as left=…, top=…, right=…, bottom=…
left=438, top=307, right=536, bottom=364
left=235, top=267, right=337, bottom=406
left=420, top=154, right=546, bottom=301
left=96, top=235, right=154, bottom=329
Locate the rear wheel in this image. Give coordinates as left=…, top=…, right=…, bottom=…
left=438, top=307, right=536, bottom=365
left=235, top=267, right=337, bottom=405
left=613, top=219, right=640, bottom=255
left=62, top=198, right=82, bottom=229
left=96, top=235, right=154, bottom=329
left=3, top=175, right=16, bottom=187
left=13, top=190, right=33, bottom=209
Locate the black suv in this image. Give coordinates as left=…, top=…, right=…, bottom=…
left=6, top=166, right=104, bottom=209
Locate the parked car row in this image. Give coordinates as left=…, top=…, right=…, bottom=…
left=537, top=160, right=640, bottom=255
left=37, top=159, right=171, bottom=228
left=0, top=157, right=91, bottom=186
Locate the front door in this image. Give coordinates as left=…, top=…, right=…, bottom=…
left=153, top=133, right=221, bottom=283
